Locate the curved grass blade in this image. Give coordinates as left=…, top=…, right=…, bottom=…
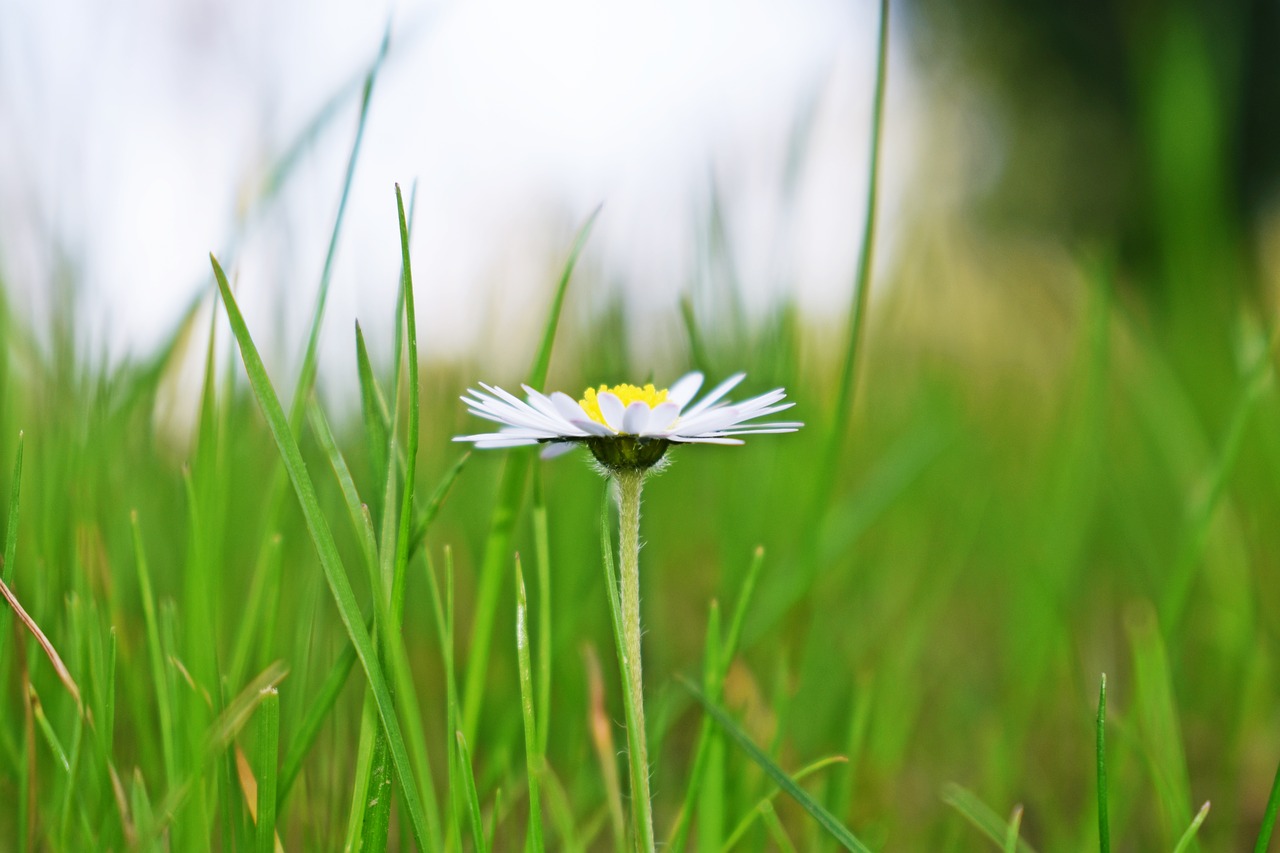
left=461, top=204, right=602, bottom=742
left=1173, top=802, right=1211, bottom=853
left=1004, top=805, right=1024, bottom=853
left=680, top=677, right=871, bottom=853
left=941, top=784, right=1037, bottom=853
left=720, top=756, right=848, bottom=851
left=211, top=253, right=433, bottom=850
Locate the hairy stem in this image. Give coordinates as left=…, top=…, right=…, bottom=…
left=615, top=468, right=654, bottom=852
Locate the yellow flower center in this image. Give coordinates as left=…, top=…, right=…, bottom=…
left=579, top=383, right=669, bottom=428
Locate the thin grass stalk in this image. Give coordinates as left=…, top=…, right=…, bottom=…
left=1097, top=674, right=1110, bottom=853
left=813, top=0, right=889, bottom=511
left=515, top=556, right=545, bottom=852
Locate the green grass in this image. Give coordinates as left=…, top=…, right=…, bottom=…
left=5, top=3, right=1280, bottom=849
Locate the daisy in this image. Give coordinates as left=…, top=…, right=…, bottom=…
left=456, top=370, right=800, bottom=851
left=454, top=371, right=802, bottom=471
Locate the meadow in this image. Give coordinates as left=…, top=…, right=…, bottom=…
left=3, top=7, right=1280, bottom=853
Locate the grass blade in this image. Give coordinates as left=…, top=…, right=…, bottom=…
left=1004, top=805, right=1024, bottom=853
left=720, top=756, right=848, bottom=851
left=254, top=687, right=280, bottom=853
left=1255, top=758, right=1280, bottom=852
left=1097, top=673, right=1110, bottom=853
left=814, top=0, right=889, bottom=510
left=516, top=555, right=545, bottom=851
left=1173, top=802, right=1211, bottom=853
left=942, top=784, right=1037, bottom=853
left=211, top=253, right=433, bottom=850
left=680, top=677, right=872, bottom=853
left=669, top=546, right=766, bottom=852
left=461, top=204, right=601, bottom=741
left=532, top=467, right=553, bottom=757
left=456, top=732, right=489, bottom=853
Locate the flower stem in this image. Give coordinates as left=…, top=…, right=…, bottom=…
left=615, top=467, right=655, bottom=852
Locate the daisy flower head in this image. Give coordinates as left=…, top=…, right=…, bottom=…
left=455, top=371, right=802, bottom=472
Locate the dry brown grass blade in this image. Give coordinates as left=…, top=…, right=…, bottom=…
left=1, top=575, right=135, bottom=843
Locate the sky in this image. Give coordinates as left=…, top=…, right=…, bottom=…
left=0, top=0, right=919, bottom=379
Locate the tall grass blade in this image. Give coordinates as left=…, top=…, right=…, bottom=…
left=254, top=687, right=279, bottom=853
left=516, top=555, right=546, bottom=852
left=681, top=677, right=872, bottom=853
left=211, top=253, right=433, bottom=849
left=462, top=205, right=602, bottom=741
left=1097, top=673, right=1110, bottom=853
left=456, top=732, right=489, bottom=853
left=814, top=0, right=889, bottom=509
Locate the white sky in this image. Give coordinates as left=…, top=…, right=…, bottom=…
left=0, top=0, right=918, bottom=379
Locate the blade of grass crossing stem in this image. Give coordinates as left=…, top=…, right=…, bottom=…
left=1173, top=803, right=1211, bottom=853
left=516, top=556, right=545, bottom=852
left=532, top=467, right=552, bottom=755
left=941, top=785, right=1036, bottom=853
left=720, top=756, right=848, bottom=851
left=681, top=677, right=872, bottom=853
left=211, top=254, right=435, bottom=850
left=254, top=688, right=279, bottom=853
left=814, top=0, right=889, bottom=512
left=1255, top=759, right=1280, bottom=853
left=1004, top=806, right=1024, bottom=853
left=456, top=732, right=489, bottom=853
left=670, top=547, right=765, bottom=852
left=389, top=183, right=420, bottom=628
left=697, top=601, right=725, bottom=853
left=599, top=494, right=657, bottom=853
left=462, top=205, right=601, bottom=742
left=1097, top=674, right=1111, bottom=853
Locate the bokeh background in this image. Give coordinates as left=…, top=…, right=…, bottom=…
left=2, top=0, right=1280, bottom=849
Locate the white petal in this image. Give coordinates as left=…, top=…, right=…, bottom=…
left=473, top=437, right=542, bottom=448
left=550, top=391, right=589, bottom=423
left=622, top=401, right=651, bottom=434
left=540, top=442, right=579, bottom=459
left=683, top=372, right=746, bottom=418
left=596, top=392, right=626, bottom=432
left=667, top=372, right=704, bottom=408
left=522, top=385, right=578, bottom=428
left=644, top=401, right=681, bottom=434
left=670, top=436, right=744, bottom=445
left=569, top=418, right=616, bottom=436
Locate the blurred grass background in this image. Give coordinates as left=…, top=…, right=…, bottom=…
left=2, top=1, right=1280, bottom=850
